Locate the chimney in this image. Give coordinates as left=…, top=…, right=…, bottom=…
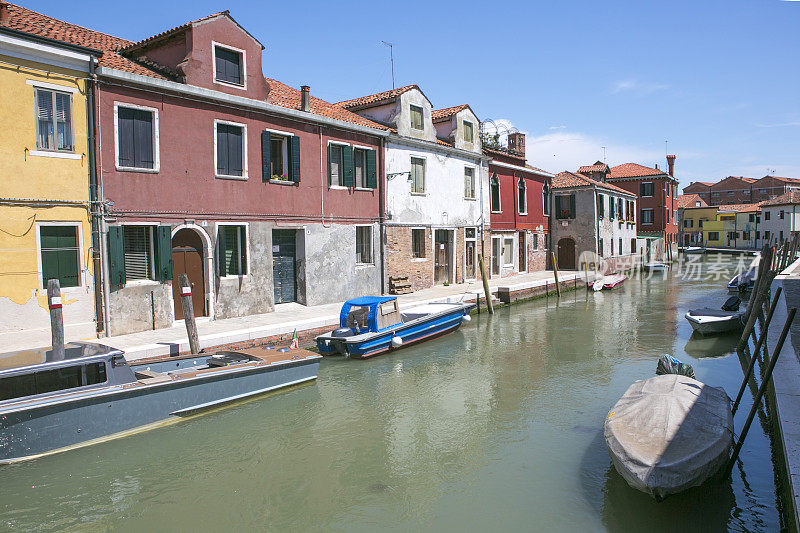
left=507, top=132, right=525, bottom=155
left=300, top=85, right=310, bottom=112
left=666, top=154, right=676, bottom=176
left=0, top=1, right=9, bottom=23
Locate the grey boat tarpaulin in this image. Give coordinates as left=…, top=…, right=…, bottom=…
left=604, top=374, right=733, bottom=500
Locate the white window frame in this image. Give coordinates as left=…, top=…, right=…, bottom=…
left=517, top=178, right=527, bottom=215
left=32, top=86, right=75, bottom=155
left=355, top=225, right=374, bottom=265
left=212, top=41, right=247, bottom=91
left=118, top=222, right=159, bottom=286
left=491, top=235, right=502, bottom=275
left=641, top=182, right=654, bottom=198
left=410, top=104, right=424, bottom=130
left=214, top=119, right=248, bottom=180
left=266, top=128, right=294, bottom=182
left=490, top=173, right=502, bottom=213
left=113, top=102, right=160, bottom=173
left=216, top=221, right=250, bottom=279
left=464, top=166, right=476, bottom=200
left=641, top=208, right=655, bottom=225
left=410, top=156, right=426, bottom=195
left=327, top=141, right=349, bottom=189
left=411, top=227, right=428, bottom=262
left=35, top=221, right=84, bottom=293
left=463, top=120, right=474, bottom=143
left=502, top=237, right=514, bottom=267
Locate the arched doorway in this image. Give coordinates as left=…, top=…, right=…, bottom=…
left=557, top=237, right=576, bottom=270
left=172, top=228, right=206, bottom=319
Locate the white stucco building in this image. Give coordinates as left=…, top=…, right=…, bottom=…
left=756, top=190, right=800, bottom=247
left=338, top=86, right=490, bottom=291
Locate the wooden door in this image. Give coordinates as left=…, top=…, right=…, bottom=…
left=434, top=230, right=450, bottom=284
left=465, top=240, right=476, bottom=279
left=518, top=231, right=526, bottom=272
left=171, top=229, right=205, bottom=320
left=557, top=238, right=575, bottom=270
left=272, top=229, right=297, bottom=304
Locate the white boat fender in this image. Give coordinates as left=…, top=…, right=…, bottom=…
left=461, top=314, right=471, bottom=323
left=391, top=336, right=403, bottom=348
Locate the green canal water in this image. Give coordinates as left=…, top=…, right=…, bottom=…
left=0, top=258, right=786, bottom=531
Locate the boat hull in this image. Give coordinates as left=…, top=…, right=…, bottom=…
left=684, top=311, right=743, bottom=335
left=0, top=356, right=320, bottom=463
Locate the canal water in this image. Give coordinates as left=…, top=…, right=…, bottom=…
left=0, top=257, right=785, bottom=531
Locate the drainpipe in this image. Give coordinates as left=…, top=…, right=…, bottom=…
left=479, top=159, right=485, bottom=267
left=86, top=56, right=105, bottom=335
left=95, top=70, right=111, bottom=337
left=378, top=136, right=386, bottom=294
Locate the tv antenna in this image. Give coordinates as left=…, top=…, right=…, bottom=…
left=601, top=146, right=607, bottom=163
left=381, top=41, right=395, bottom=89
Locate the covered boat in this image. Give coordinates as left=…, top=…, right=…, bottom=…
left=643, top=263, right=669, bottom=273
left=315, top=296, right=473, bottom=359
left=684, top=246, right=705, bottom=254
left=727, top=260, right=758, bottom=292
left=604, top=374, right=733, bottom=500
left=592, top=274, right=627, bottom=291
left=684, top=308, right=743, bottom=335
left=0, top=342, right=321, bottom=463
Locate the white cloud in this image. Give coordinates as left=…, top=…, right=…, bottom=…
left=611, top=79, right=669, bottom=95
left=755, top=121, right=800, bottom=128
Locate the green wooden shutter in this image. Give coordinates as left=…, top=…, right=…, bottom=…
left=155, top=225, right=173, bottom=282
left=366, top=149, right=377, bottom=189
left=342, top=145, right=354, bottom=187
left=598, top=194, right=604, bottom=217
left=554, top=195, right=562, bottom=219
left=107, top=225, right=126, bottom=286
left=217, top=226, right=227, bottom=277
left=239, top=227, right=248, bottom=274
left=327, top=144, right=333, bottom=185
left=289, top=136, right=301, bottom=182
left=261, top=130, right=271, bottom=181
left=569, top=194, right=576, bottom=219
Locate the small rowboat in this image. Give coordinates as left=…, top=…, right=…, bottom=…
left=605, top=374, right=733, bottom=500
left=643, top=263, right=669, bottom=273
left=684, top=246, right=705, bottom=254
left=685, top=308, right=743, bottom=335
left=593, top=274, right=627, bottom=291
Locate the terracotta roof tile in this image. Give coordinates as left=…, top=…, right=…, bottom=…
left=336, top=85, right=421, bottom=109
left=552, top=171, right=635, bottom=197
left=578, top=161, right=609, bottom=174
left=676, top=194, right=708, bottom=209
left=0, top=2, right=169, bottom=79
left=120, top=12, right=228, bottom=52
left=431, top=104, right=470, bottom=122
left=609, top=163, right=669, bottom=179
left=761, top=190, right=800, bottom=207
left=265, top=79, right=388, bottom=130
left=717, top=202, right=763, bottom=213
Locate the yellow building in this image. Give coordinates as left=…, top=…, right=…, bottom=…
left=0, top=27, right=101, bottom=346
left=681, top=206, right=718, bottom=245
left=702, top=220, right=725, bottom=248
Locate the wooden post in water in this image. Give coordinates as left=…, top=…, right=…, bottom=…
left=551, top=252, right=561, bottom=297
left=584, top=261, right=590, bottom=292
left=477, top=254, right=493, bottom=315
left=178, top=273, right=200, bottom=354
left=738, top=247, right=775, bottom=353
left=47, top=279, right=65, bottom=360
left=742, top=246, right=769, bottom=325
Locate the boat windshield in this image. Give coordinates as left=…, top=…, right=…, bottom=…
left=346, top=306, right=371, bottom=333
left=0, top=362, right=107, bottom=402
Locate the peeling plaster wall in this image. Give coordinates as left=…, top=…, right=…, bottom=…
left=107, top=282, right=173, bottom=336
left=396, top=90, right=437, bottom=142
left=213, top=221, right=273, bottom=319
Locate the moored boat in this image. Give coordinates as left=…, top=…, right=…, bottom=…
left=0, top=342, right=321, bottom=463
left=593, top=274, right=627, bottom=291
left=315, top=296, right=473, bottom=359
left=643, top=263, right=669, bottom=272
left=604, top=374, right=733, bottom=500
left=684, top=246, right=705, bottom=254
left=685, top=308, right=743, bottom=335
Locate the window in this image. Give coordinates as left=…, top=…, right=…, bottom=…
left=640, top=182, right=654, bottom=197
left=0, top=362, right=107, bottom=402
left=756, top=231, right=761, bottom=240
left=412, top=229, right=426, bottom=258
left=765, top=211, right=771, bottom=221
left=116, top=105, right=156, bottom=170
left=765, top=231, right=771, bottom=240
left=609, top=196, right=615, bottom=219
left=463, top=120, right=474, bottom=143
left=503, top=238, right=513, bottom=266
left=611, top=238, right=614, bottom=256
left=214, top=45, right=243, bottom=86
left=218, top=225, right=247, bottom=276
left=780, top=210, right=785, bottom=220
left=781, top=231, right=784, bottom=241
left=631, top=238, right=636, bottom=253
left=597, top=193, right=605, bottom=218
left=533, top=233, right=539, bottom=249
left=749, top=214, right=755, bottom=222
left=464, top=167, right=476, bottom=199
left=329, top=144, right=344, bottom=185
left=641, top=209, right=654, bottom=224
left=555, top=194, right=576, bottom=219
left=619, top=199, right=624, bottom=219
left=39, top=225, right=80, bottom=289
left=215, top=122, right=245, bottom=178
left=619, top=238, right=623, bottom=255
left=124, top=226, right=154, bottom=281
left=270, top=134, right=288, bottom=180
left=490, top=173, right=501, bottom=212
left=410, top=105, right=424, bottom=130
left=518, top=179, right=527, bottom=214
left=599, top=238, right=604, bottom=257
left=411, top=157, right=426, bottom=193
left=356, top=226, right=372, bottom=264
left=354, top=148, right=368, bottom=188
left=35, top=88, right=73, bottom=152
left=708, top=232, right=720, bottom=241
left=699, top=219, right=704, bottom=228
left=543, top=183, right=550, bottom=216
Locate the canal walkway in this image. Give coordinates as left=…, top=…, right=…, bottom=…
left=1, top=269, right=594, bottom=361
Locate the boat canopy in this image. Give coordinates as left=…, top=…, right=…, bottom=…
left=339, top=296, right=398, bottom=333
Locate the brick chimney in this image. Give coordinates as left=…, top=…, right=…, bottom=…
left=666, top=154, right=676, bottom=176
left=0, top=1, right=9, bottom=23
left=507, top=132, right=525, bottom=155
left=300, top=85, right=310, bottom=112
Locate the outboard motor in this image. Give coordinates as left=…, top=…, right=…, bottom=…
left=721, top=295, right=741, bottom=312
left=331, top=328, right=355, bottom=338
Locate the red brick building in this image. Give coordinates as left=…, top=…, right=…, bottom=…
left=709, top=176, right=756, bottom=205
left=683, top=175, right=800, bottom=206
left=486, top=133, right=553, bottom=276
left=682, top=181, right=712, bottom=204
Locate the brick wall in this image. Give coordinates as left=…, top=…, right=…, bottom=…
left=386, top=225, right=434, bottom=291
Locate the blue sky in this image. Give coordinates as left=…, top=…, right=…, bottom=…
left=28, top=0, right=800, bottom=189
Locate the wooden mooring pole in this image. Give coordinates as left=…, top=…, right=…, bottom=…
left=551, top=252, right=561, bottom=298
left=731, top=286, right=782, bottom=415
left=737, top=247, right=775, bottom=353
left=725, top=308, right=797, bottom=478
left=178, top=273, right=200, bottom=354
left=47, top=278, right=65, bottom=360
left=478, top=254, right=494, bottom=315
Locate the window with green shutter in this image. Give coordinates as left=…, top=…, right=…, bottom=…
left=218, top=225, right=247, bottom=276
left=597, top=193, right=604, bottom=218
left=354, top=148, right=367, bottom=188
left=329, top=144, right=343, bottom=186
left=123, top=226, right=153, bottom=281
left=39, top=225, right=79, bottom=289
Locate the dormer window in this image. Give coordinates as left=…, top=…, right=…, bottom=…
left=463, top=121, right=474, bottom=143
left=410, top=105, right=424, bottom=130
left=214, top=44, right=244, bottom=87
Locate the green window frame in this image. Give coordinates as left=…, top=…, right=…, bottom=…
left=39, top=225, right=80, bottom=289
left=218, top=225, right=248, bottom=276
left=411, top=157, right=425, bottom=194
left=356, top=226, right=373, bottom=264
left=410, top=105, right=424, bottom=130
left=463, top=120, right=474, bottom=143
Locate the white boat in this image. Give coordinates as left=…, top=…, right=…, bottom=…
left=605, top=374, right=733, bottom=500
left=684, top=246, right=705, bottom=254
left=593, top=274, right=627, bottom=291
left=643, top=263, right=669, bottom=272
left=684, top=308, right=743, bottom=335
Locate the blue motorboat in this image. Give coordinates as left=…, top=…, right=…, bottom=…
left=0, top=342, right=321, bottom=463
left=315, top=296, right=474, bottom=359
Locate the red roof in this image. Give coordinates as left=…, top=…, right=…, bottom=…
left=717, top=202, right=763, bottom=213
left=552, top=171, right=635, bottom=197
left=761, top=190, right=800, bottom=207
left=431, top=104, right=472, bottom=122
left=578, top=161, right=609, bottom=174
left=336, top=85, right=422, bottom=109
left=609, top=163, right=670, bottom=179
left=676, top=194, right=708, bottom=209
left=265, top=79, right=388, bottom=130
